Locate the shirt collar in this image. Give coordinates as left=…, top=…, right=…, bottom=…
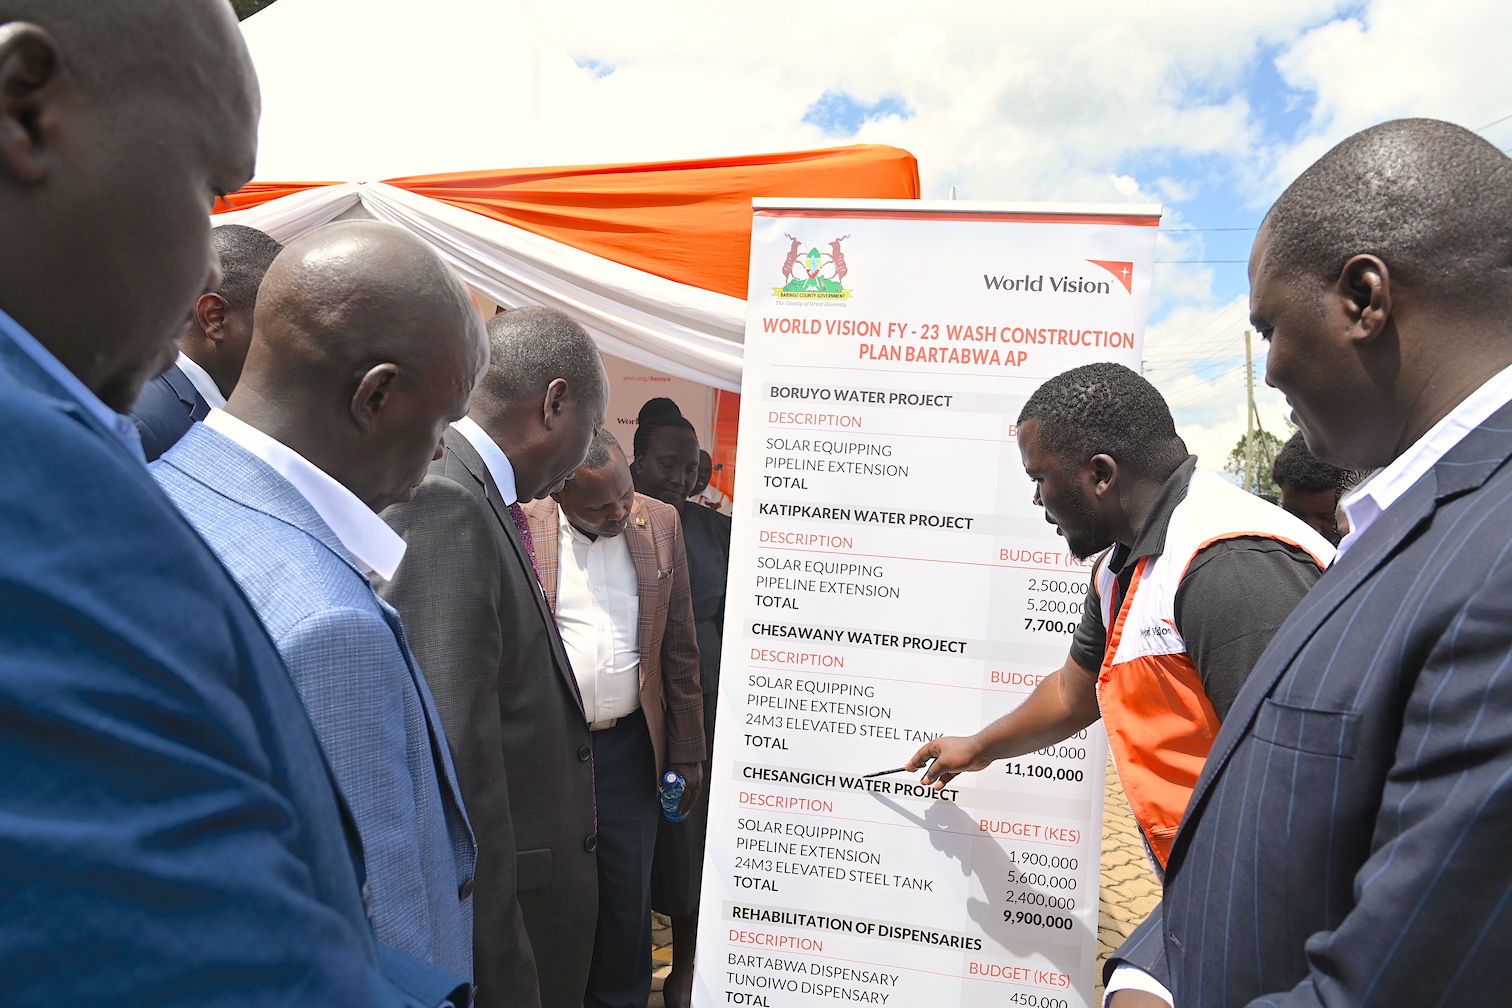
left=560, top=504, right=591, bottom=545
left=1338, top=362, right=1512, bottom=556
left=175, top=351, right=227, bottom=410
left=452, top=415, right=518, bottom=505
left=1108, top=455, right=1197, bottom=574
left=204, top=409, right=407, bottom=580
left=0, top=305, right=144, bottom=462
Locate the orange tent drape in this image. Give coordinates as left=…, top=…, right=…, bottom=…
left=216, top=181, right=340, bottom=213
left=216, top=144, right=921, bottom=502
left=216, top=144, right=919, bottom=300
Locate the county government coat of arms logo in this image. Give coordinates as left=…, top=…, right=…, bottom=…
left=774, top=234, right=852, bottom=300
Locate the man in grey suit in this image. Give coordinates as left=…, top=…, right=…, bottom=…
left=382, top=306, right=608, bottom=1008
left=155, top=221, right=488, bottom=981
left=131, top=224, right=282, bottom=459
left=1107, top=119, right=1512, bottom=1006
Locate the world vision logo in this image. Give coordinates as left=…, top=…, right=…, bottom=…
left=774, top=234, right=853, bottom=300
left=983, top=260, right=1135, bottom=294
left=1087, top=260, right=1134, bottom=293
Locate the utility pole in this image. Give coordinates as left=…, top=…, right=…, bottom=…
left=1244, top=329, right=1255, bottom=493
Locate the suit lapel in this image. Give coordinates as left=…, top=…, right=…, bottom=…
left=166, top=425, right=362, bottom=577
left=0, top=328, right=142, bottom=466
left=373, top=593, right=476, bottom=848
left=162, top=365, right=211, bottom=420
left=1172, top=399, right=1512, bottom=866
left=625, top=499, right=660, bottom=659
left=530, top=502, right=562, bottom=610
left=445, top=439, right=586, bottom=714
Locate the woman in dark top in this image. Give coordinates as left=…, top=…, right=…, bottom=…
left=633, top=398, right=730, bottom=1008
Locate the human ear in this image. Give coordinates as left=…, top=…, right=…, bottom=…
left=195, top=293, right=228, bottom=342
left=351, top=363, right=400, bottom=433
left=0, top=24, right=63, bottom=185
left=541, top=377, right=569, bottom=430
left=1089, top=454, right=1118, bottom=497
left=1336, top=254, right=1391, bottom=345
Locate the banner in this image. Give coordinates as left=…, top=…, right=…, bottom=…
left=694, top=198, right=1161, bottom=1008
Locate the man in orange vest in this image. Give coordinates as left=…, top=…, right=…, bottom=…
left=908, top=362, right=1334, bottom=869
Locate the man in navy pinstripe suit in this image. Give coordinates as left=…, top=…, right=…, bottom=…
left=1107, top=118, right=1512, bottom=1007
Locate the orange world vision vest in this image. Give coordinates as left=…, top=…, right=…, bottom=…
left=1095, top=469, right=1335, bottom=867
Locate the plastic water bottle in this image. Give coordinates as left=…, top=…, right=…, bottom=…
left=660, top=770, right=688, bottom=822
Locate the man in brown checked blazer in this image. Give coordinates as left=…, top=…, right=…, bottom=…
left=525, top=429, right=705, bottom=1008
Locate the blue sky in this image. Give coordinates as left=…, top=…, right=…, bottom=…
left=540, top=0, right=1510, bottom=467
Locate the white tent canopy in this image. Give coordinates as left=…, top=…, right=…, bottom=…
left=213, top=183, right=746, bottom=390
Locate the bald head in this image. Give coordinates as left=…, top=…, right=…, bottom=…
left=248, top=220, right=483, bottom=390
left=230, top=221, right=489, bottom=512
left=1262, top=119, right=1512, bottom=303
left=1252, top=118, right=1512, bottom=471
left=0, top=0, right=259, bottom=410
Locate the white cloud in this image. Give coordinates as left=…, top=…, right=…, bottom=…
left=535, top=0, right=1504, bottom=474
left=1269, top=0, right=1512, bottom=196
left=540, top=0, right=1345, bottom=200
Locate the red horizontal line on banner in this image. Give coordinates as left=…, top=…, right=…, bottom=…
left=755, top=208, right=1160, bottom=226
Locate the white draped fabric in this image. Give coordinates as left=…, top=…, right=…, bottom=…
left=215, top=183, right=747, bottom=391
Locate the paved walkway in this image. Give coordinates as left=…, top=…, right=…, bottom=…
left=648, top=755, right=1159, bottom=1006
left=1097, top=754, right=1161, bottom=999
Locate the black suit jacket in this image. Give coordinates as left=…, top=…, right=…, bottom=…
left=380, top=437, right=596, bottom=1008
left=1111, top=399, right=1512, bottom=1006
left=130, top=364, right=210, bottom=462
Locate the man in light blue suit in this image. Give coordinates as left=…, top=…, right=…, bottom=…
left=0, top=2, right=466, bottom=1003
left=155, top=220, right=490, bottom=980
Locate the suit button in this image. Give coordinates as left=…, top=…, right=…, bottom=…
left=578, top=744, right=592, bottom=762
left=585, top=834, right=598, bottom=852
left=458, top=877, right=474, bottom=900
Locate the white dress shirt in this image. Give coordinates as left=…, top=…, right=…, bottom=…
left=554, top=506, right=641, bottom=727
left=1338, top=361, right=1512, bottom=556
left=176, top=351, right=227, bottom=410
left=1106, top=362, right=1512, bottom=1007
left=204, top=409, right=407, bottom=580
left=451, top=415, right=518, bottom=505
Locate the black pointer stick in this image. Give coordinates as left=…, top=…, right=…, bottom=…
left=863, top=762, right=931, bottom=779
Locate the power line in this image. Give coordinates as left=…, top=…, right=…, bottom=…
left=1157, top=227, right=1258, bottom=232
left=1474, top=112, right=1512, bottom=132
left=1155, top=259, right=1247, bottom=263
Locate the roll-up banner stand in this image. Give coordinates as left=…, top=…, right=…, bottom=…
left=694, top=198, right=1162, bottom=1008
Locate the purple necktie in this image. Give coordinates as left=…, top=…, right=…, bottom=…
left=507, top=502, right=542, bottom=581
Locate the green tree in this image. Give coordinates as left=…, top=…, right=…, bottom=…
left=1224, top=429, right=1284, bottom=497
